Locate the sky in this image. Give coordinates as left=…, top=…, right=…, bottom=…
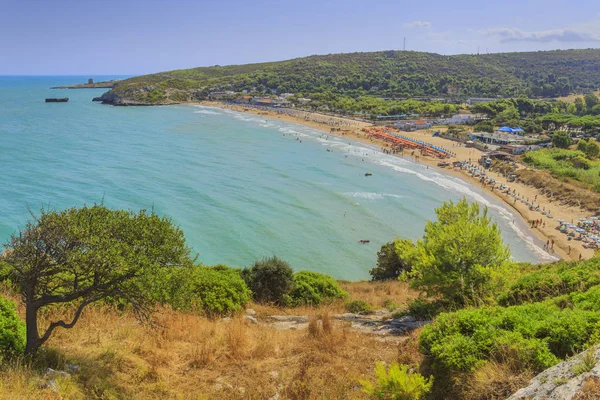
left=1, top=0, right=600, bottom=75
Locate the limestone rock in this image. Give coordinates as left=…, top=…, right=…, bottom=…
left=509, top=345, right=600, bottom=400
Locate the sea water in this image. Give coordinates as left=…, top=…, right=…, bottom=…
left=0, top=76, right=556, bottom=280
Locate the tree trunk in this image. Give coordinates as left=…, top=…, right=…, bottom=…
left=25, top=302, right=40, bottom=355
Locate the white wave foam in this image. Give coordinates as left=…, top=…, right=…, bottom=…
left=193, top=110, right=221, bottom=115
left=372, top=158, right=557, bottom=261
left=215, top=107, right=556, bottom=262
left=344, top=192, right=404, bottom=200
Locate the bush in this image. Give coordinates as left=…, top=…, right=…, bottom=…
left=345, top=300, right=373, bottom=314
left=243, top=256, right=295, bottom=305
left=163, top=265, right=251, bottom=317
left=407, top=298, right=442, bottom=320
left=497, top=258, right=600, bottom=306
left=0, top=261, right=12, bottom=282
left=552, top=131, right=573, bottom=148
left=360, top=362, right=433, bottom=400
left=288, top=271, right=347, bottom=306
left=419, top=302, right=600, bottom=375
left=474, top=121, right=494, bottom=133
left=369, top=239, right=415, bottom=281
left=0, top=296, right=26, bottom=361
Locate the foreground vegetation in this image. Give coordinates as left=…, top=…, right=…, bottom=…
left=2, top=202, right=600, bottom=399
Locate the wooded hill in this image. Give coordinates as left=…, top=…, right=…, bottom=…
left=102, top=49, right=600, bottom=105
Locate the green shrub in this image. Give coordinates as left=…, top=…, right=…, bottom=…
left=345, top=300, right=373, bottom=314
left=0, top=296, right=26, bottom=361
left=288, top=271, right=347, bottom=306
left=163, top=265, right=251, bottom=317
left=498, top=258, right=600, bottom=306
left=369, top=239, right=415, bottom=281
left=407, top=299, right=442, bottom=320
left=419, top=302, right=599, bottom=374
left=474, top=121, right=494, bottom=133
left=242, top=256, right=295, bottom=305
left=0, top=261, right=11, bottom=282
left=360, top=362, right=433, bottom=400
left=522, top=148, right=600, bottom=190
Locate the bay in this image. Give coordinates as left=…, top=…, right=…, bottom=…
left=0, top=76, right=555, bottom=280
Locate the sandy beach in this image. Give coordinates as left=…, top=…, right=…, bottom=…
left=200, top=101, right=595, bottom=262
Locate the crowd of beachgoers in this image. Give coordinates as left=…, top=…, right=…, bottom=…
left=557, top=217, right=600, bottom=251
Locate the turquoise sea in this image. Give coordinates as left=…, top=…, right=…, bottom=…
left=0, top=76, right=556, bottom=280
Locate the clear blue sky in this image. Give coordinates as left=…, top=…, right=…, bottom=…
left=2, top=0, right=599, bottom=75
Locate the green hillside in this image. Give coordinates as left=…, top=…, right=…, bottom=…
left=99, top=49, right=600, bottom=105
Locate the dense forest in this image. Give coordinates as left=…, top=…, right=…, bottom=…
left=104, top=49, right=600, bottom=104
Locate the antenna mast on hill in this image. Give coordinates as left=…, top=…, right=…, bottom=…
left=403, top=37, right=406, bottom=51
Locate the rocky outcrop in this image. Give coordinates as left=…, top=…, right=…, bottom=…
left=509, top=345, right=600, bottom=399
left=265, top=312, right=430, bottom=336
left=92, top=89, right=170, bottom=106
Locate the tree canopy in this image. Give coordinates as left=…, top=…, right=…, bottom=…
left=369, top=239, right=415, bottom=281
left=552, top=131, right=573, bottom=149
left=4, top=205, right=194, bottom=354
left=406, top=199, right=510, bottom=306
left=106, top=49, right=600, bottom=104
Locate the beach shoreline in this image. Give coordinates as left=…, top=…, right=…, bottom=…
left=197, top=101, right=595, bottom=262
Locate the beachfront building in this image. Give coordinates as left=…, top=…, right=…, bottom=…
left=496, top=126, right=525, bottom=135
left=250, top=97, right=288, bottom=107
left=396, top=120, right=433, bottom=131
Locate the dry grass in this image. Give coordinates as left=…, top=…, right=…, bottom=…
left=459, top=362, right=533, bottom=400
left=574, top=376, right=600, bottom=400
left=249, top=280, right=417, bottom=317
left=0, top=293, right=409, bottom=399
left=339, top=280, right=417, bottom=311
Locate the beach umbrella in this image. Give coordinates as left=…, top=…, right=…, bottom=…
left=579, top=218, right=587, bottom=221
left=557, top=219, right=565, bottom=223
left=590, top=217, right=599, bottom=221
left=576, top=229, right=586, bottom=233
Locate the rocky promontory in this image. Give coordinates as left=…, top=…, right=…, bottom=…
left=51, top=80, right=117, bottom=89
left=92, top=85, right=205, bottom=106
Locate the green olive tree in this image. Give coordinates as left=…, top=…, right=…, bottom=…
left=4, top=205, right=193, bottom=355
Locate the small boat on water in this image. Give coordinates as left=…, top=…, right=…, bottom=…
left=358, top=240, right=370, bottom=244
left=365, top=172, right=372, bottom=177
left=45, top=98, right=69, bottom=103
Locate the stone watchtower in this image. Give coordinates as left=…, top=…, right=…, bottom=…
left=88, top=78, right=94, bottom=84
